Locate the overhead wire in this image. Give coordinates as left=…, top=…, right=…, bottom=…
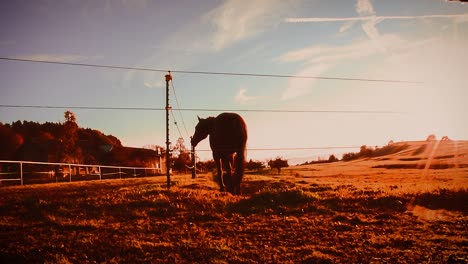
left=0, top=104, right=402, bottom=114
left=195, top=146, right=362, bottom=152
left=170, top=79, right=190, bottom=138
left=0, top=104, right=165, bottom=111
left=0, top=57, right=422, bottom=83
left=170, top=109, right=183, bottom=139
left=0, top=57, right=408, bottom=154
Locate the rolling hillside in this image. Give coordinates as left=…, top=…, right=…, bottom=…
left=288, top=139, right=468, bottom=193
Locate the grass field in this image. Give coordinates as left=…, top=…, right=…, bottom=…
left=1, top=140, right=467, bottom=263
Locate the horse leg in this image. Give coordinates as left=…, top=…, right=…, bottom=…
left=214, top=157, right=224, bottom=192
left=233, top=151, right=245, bottom=195
left=222, top=157, right=233, bottom=194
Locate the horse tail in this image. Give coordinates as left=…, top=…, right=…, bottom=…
left=232, top=115, right=247, bottom=195
left=238, top=114, right=247, bottom=168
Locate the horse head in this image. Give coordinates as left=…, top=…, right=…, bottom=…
left=191, top=116, right=214, bottom=147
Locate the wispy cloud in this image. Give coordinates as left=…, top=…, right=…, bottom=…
left=281, top=64, right=330, bottom=100
left=279, top=0, right=468, bottom=100
left=355, top=0, right=380, bottom=41
left=286, top=0, right=468, bottom=44
left=143, top=80, right=164, bottom=89
left=276, top=34, right=413, bottom=65
left=446, top=0, right=468, bottom=3
left=18, top=54, right=95, bottom=63
left=356, top=0, right=375, bottom=16
left=234, top=88, right=255, bottom=104
left=276, top=34, right=434, bottom=100
left=285, top=13, right=468, bottom=23
left=206, top=0, right=293, bottom=51
left=339, top=21, right=356, bottom=33
left=287, top=0, right=468, bottom=32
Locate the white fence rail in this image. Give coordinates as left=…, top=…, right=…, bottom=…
left=0, top=160, right=163, bottom=186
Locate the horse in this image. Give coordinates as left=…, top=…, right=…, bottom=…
left=191, top=113, right=247, bottom=195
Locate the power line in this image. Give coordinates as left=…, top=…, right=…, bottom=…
left=0, top=57, right=167, bottom=73
left=195, top=146, right=362, bottom=152
left=0, top=104, right=402, bottom=114
left=170, top=109, right=183, bottom=139
left=0, top=57, right=421, bottom=83
left=176, top=108, right=402, bottom=114
left=171, top=80, right=190, bottom=138
left=0, top=104, right=165, bottom=111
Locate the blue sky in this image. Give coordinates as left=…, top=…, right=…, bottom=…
left=1, top=0, right=467, bottom=163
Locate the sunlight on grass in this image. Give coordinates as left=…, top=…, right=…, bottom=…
left=1, top=150, right=467, bottom=263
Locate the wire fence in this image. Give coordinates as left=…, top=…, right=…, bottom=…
left=0, top=160, right=163, bottom=186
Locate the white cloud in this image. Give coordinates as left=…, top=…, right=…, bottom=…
left=339, top=21, right=356, bottom=33
left=286, top=12, right=468, bottom=47
left=18, top=54, right=92, bottom=62
left=281, top=63, right=330, bottom=100
left=355, top=0, right=382, bottom=46
left=234, top=88, right=255, bottom=104
left=356, top=0, right=375, bottom=16
left=286, top=0, right=468, bottom=41
left=276, top=34, right=409, bottom=65
left=361, top=17, right=380, bottom=37
left=206, top=0, right=293, bottom=51
left=143, top=80, right=164, bottom=89
left=285, top=13, right=468, bottom=23
left=276, top=33, right=436, bottom=100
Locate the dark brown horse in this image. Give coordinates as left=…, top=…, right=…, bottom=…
left=191, top=113, right=247, bottom=195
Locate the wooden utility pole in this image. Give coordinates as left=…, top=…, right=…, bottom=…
left=190, top=139, right=196, bottom=179
left=165, top=72, right=172, bottom=189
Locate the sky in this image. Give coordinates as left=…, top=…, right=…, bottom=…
left=1, top=0, right=467, bottom=164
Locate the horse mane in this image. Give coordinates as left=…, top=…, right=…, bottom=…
left=204, top=117, right=216, bottom=133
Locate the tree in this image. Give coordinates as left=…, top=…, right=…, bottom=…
left=342, top=152, right=358, bottom=161
left=328, top=154, right=339, bottom=162
left=268, top=157, right=289, bottom=174
left=170, top=137, right=193, bottom=173
left=359, top=145, right=374, bottom=158
left=64, top=111, right=76, bottom=123
left=172, top=152, right=192, bottom=173
left=57, top=111, right=82, bottom=163
left=198, top=160, right=217, bottom=172
left=172, top=137, right=187, bottom=157
left=246, top=159, right=265, bottom=171
left=0, top=123, right=24, bottom=160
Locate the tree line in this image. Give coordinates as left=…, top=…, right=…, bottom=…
left=0, top=111, right=160, bottom=167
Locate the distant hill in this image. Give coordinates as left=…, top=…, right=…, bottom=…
left=295, top=139, right=468, bottom=170
left=369, top=140, right=468, bottom=169
left=0, top=120, right=163, bottom=167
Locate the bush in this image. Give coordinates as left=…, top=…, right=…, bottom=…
left=342, top=144, right=409, bottom=161
left=268, top=157, right=288, bottom=174
left=245, top=159, right=265, bottom=171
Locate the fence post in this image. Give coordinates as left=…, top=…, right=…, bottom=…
left=99, top=166, right=102, bottom=180
left=134, top=168, right=136, bottom=177
left=119, top=168, right=122, bottom=179
left=20, top=161, right=23, bottom=185
left=69, top=164, right=72, bottom=182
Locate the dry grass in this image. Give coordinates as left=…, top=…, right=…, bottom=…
left=1, top=141, right=467, bottom=263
